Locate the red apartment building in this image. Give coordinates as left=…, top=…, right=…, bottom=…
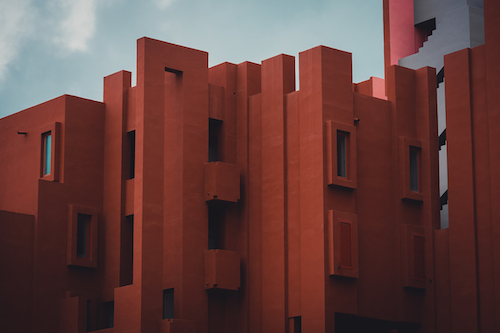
left=0, top=0, right=499, bottom=332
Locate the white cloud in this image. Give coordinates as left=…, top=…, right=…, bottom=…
left=154, top=0, right=177, bottom=9
left=0, top=0, right=34, bottom=81
left=54, top=0, right=98, bottom=52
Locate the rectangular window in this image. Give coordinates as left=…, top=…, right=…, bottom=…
left=43, top=132, right=52, bottom=176
left=86, top=300, right=91, bottom=332
left=77, top=214, right=91, bottom=258
left=208, top=205, right=225, bottom=250
left=163, top=289, right=174, bottom=319
left=339, top=222, right=353, bottom=269
left=120, top=215, right=134, bottom=286
left=410, top=148, right=419, bottom=192
left=102, top=301, right=114, bottom=328
left=337, top=132, right=347, bottom=178
left=127, top=131, right=136, bottom=180
left=209, top=118, right=222, bottom=162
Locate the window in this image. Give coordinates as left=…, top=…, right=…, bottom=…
left=337, top=131, right=347, bottom=178
left=76, top=213, right=91, bottom=258
left=39, top=122, right=60, bottom=181
left=327, top=210, right=359, bottom=278
left=399, top=137, right=423, bottom=201
left=326, top=121, right=357, bottom=189
left=42, top=132, right=52, bottom=176
left=67, top=205, right=98, bottom=268
left=410, top=148, right=419, bottom=192
left=126, top=131, right=135, bottom=180
left=209, top=118, right=222, bottom=162
left=208, top=205, right=225, bottom=250
left=290, top=316, right=301, bottom=333
left=102, top=301, right=114, bottom=328
left=163, top=289, right=174, bottom=319
left=120, top=215, right=134, bottom=286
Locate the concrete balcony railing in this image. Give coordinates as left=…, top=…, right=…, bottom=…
left=204, top=162, right=240, bottom=203
left=204, top=249, right=240, bottom=291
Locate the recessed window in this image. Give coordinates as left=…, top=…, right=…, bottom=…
left=42, top=132, right=52, bottom=176
left=120, top=215, right=134, bottom=286
left=126, top=131, right=136, bottom=180
left=410, top=148, right=419, bottom=192
left=337, top=132, right=347, bottom=178
left=208, top=204, right=225, bottom=250
left=163, top=289, right=174, bottom=319
left=77, top=213, right=91, bottom=258
left=102, top=301, right=114, bottom=328
left=209, top=118, right=222, bottom=162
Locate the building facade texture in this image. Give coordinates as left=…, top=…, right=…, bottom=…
left=0, top=0, right=499, bottom=332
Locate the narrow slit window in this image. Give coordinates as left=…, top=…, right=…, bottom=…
left=163, top=289, right=174, bottom=319
left=337, top=132, right=347, bottom=178
left=86, top=300, right=91, bottom=332
left=127, top=131, right=136, bottom=179
left=77, top=214, right=91, bottom=258
left=120, top=215, right=134, bottom=286
left=43, top=132, right=52, bottom=176
left=410, top=148, right=419, bottom=192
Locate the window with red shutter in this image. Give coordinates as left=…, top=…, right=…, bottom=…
left=413, top=235, right=425, bottom=280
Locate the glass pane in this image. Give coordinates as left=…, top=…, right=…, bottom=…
left=410, top=149, right=418, bottom=192
left=337, top=133, right=346, bottom=178
left=44, top=134, right=52, bottom=175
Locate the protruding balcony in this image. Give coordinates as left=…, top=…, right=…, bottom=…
left=204, top=162, right=240, bottom=203
left=204, top=249, right=240, bottom=291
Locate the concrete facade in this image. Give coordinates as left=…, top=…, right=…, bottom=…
left=0, top=0, right=499, bottom=332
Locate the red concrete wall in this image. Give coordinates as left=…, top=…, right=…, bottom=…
left=3, top=1, right=500, bottom=328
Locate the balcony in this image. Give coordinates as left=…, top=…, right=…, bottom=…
left=204, top=249, right=240, bottom=291
left=205, top=162, right=240, bottom=203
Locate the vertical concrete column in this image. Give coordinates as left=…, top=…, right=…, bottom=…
left=299, top=46, right=348, bottom=333
left=286, top=91, right=301, bottom=319
left=414, top=66, right=438, bottom=332
left=261, top=54, right=295, bottom=333
left=383, top=0, right=417, bottom=73
left=236, top=61, right=261, bottom=333
left=156, top=39, right=209, bottom=332
left=444, top=48, right=479, bottom=333
left=102, top=70, right=131, bottom=300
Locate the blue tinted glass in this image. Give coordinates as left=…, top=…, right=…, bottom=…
left=44, top=134, right=52, bottom=175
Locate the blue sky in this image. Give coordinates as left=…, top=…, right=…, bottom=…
left=0, top=0, right=384, bottom=119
